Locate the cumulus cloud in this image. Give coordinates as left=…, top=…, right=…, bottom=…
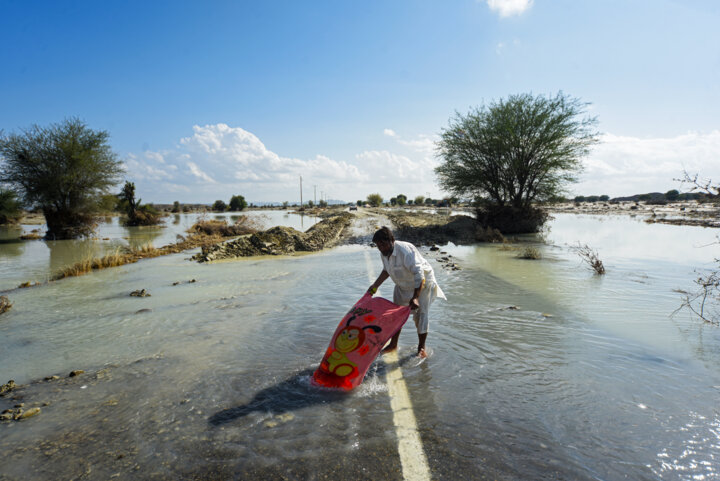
left=574, top=131, right=720, bottom=197
left=123, top=123, right=443, bottom=203
left=486, top=0, right=534, bottom=18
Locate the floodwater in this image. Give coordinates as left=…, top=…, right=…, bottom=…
left=0, top=210, right=319, bottom=291
left=0, top=212, right=719, bottom=480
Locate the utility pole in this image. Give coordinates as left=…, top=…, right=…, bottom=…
left=314, top=185, right=317, bottom=205
left=300, top=175, right=303, bottom=207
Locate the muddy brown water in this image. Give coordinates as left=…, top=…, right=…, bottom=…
left=0, top=212, right=719, bottom=480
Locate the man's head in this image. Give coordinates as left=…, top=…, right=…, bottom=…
left=372, top=226, right=395, bottom=257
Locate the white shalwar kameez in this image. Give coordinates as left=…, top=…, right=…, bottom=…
left=380, top=240, right=446, bottom=334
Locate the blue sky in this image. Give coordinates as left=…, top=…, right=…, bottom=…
left=2, top=0, right=719, bottom=203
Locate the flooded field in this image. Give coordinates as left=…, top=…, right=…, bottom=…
left=0, top=212, right=719, bottom=480
left=0, top=210, right=319, bottom=291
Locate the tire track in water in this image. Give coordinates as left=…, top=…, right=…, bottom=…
left=364, top=250, right=431, bottom=481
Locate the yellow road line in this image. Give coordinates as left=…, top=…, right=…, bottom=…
left=364, top=251, right=431, bottom=481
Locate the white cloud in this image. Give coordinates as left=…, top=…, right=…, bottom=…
left=383, top=129, right=437, bottom=154
left=486, top=0, right=534, bottom=18
left=124, top=123, right=444, bottom=203
left=574, top=131, right=720, bottom=197
left=187, top=161, right=216, bottom=183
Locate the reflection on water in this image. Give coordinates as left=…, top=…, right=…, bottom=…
left=0, top=237, right=24, bottom=258
left=0, top=214, right=718, bottom=479
left=122, top=225, right=166, bottom=250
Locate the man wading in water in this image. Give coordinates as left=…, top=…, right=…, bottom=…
left=367, top=226, right=446, bottom=358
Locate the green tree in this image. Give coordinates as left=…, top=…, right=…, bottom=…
left=390, top=197, right=397, bottom=206
left=212, top=200, right=227, bottom=212
left=171, top=201, right=181, bottom=213
left=599, top=195, right=610, bottom=202
left=396, top=194, right=407, bottom=206
left=318, top=199, right=328, bottom=208
left=366, top=193, right=383, bottom=207
left=414, top=195, right=425, bottom=206
left=436, top=92, right=599, bottom=233
left=229, top=194, right=247, bottom=211
left=0, top=118, right=124, bottom=238
left=120, top=181, right=163, bottom=226
left=665, top=189, right=680, bottom=201
left=356, top=200, right=363, bottom=206
left=0, top=188, right=22, bottom=224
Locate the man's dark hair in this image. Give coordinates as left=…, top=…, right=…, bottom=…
left=372, top=226, right=394, bottom=244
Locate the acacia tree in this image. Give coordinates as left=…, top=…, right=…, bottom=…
left=0, top=118, right=123, bottom=238
left=436, top=92, right=599, bottom=233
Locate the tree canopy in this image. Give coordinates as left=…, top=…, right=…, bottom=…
left=0, top=118, right=123, bottom=238
left=0, top=188, right=22, bottom=224
left=229, top=195, right=247, bottom=211
left=436, top=92, right=599, bottom=213
left=366, top=193, right=383, bottom=207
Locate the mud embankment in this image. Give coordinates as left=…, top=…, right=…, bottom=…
left=193, top=213, right=354, bottom=261
left=382, top=210, right=504, bottom=245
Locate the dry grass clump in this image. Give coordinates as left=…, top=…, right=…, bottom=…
left=0, top=296, right=12, bottom=315
left=189, top=216, right=261, bottom=237
left=571, top=242, right=605, bottom=274
left=53, top=249, right=129, bottom=280
left=517, top=246, right=541, bottom=260
left=475, top=225, right=505, bottom=243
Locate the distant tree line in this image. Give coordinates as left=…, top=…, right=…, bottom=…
left=358, top=193, right=460, bottom=208
left=571, top=190, right=705, bottom=204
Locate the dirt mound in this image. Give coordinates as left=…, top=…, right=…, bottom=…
left=193, top=213, right=354, bottom=261
left=385, top=211, right=504, bottom=245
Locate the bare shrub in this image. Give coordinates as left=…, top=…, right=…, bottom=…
left=675, top=269, right=719, bottom=325
left=475, top=225, right=505, bottom=243
left=571, top=243, right=605, bottom=274
left=675, top=236, right=720, bottom=325
left=517, top=246, right=541, bottom=260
